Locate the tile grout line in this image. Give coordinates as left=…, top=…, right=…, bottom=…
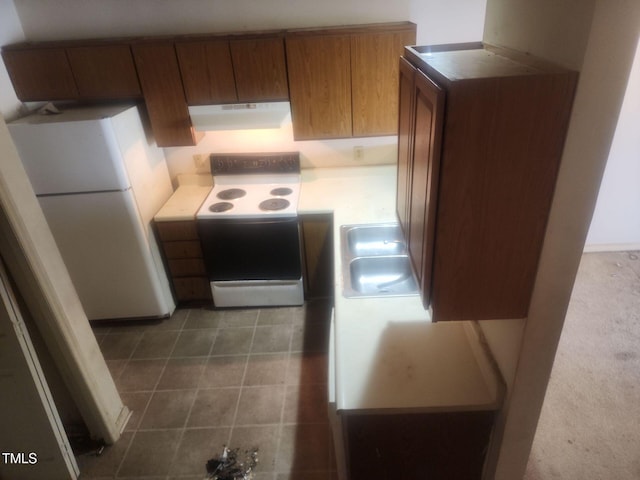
left=227, top=308, right=260, bottom=446
left=162, top=308, right=214, bottom=479
left=114, top=309, right=188, bottom=479
left=272, top=306, right=298, bottom=476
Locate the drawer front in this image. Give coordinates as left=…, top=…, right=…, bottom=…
left=173, top=277, right=212, bottom=301
left=163, top=240, right=203, bottom=259
left=155, top=221, right=199, bottom=241
left=168, top=258, right=207, bottom=277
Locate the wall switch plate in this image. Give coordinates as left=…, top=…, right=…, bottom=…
left=354, top=146, right=364, bottom=161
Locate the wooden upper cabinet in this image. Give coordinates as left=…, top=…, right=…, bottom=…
left=401, top=44, right=578, bottom=321
left=2, top=47, right=78, bottom=101
left=230, top=37, right=288, bottom=102
left=175, top=40, right=237, bottom=105
left=351, top=27, right=417, bottom=136
left=286, top=33, right=352, bottom=140
left=176, top=36, right=289, bottom=105
left=131, top=41, right=201, bottom=147
left=66, top=44, right=141, bottom=99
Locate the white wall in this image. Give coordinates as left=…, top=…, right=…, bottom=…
left=585, top=37, right=640, bottom=250
left=14, top=0, right=412, bottom=39
left=0, top=0, right=25, bottom=119
left=13, top=0, right=485, bottom=44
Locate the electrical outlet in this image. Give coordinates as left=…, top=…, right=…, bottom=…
left=193, top=154, right=209, bottom=173
left=354, top=146, right=364, bottom=161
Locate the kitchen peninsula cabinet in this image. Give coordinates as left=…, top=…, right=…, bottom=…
left=399, top=43, right=578, bottom=321
left=154, top=220, right=212, bottom=304
left=131, top=41, right=203, bottom=147
left=344, top=411, right=495, bottom=480
left=176, top=36, right=289, bottom=104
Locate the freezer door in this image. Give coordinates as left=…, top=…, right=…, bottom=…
left=8, top=108, right=133, bottom=195
left=38, top=189, right=174, bottom=320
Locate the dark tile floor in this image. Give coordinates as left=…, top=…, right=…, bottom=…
left=78, top=300, right=336, bottom=480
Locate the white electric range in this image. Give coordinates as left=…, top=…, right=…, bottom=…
left=196, top=152, right=304, bottom=307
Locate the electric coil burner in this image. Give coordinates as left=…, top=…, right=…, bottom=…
left=196, top=152, right=303, bottom=308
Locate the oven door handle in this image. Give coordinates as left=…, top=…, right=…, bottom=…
left=199, top=217, right=299, bottom=226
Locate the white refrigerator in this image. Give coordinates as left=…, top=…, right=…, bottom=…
left=8, top=104, right=176, bottom=321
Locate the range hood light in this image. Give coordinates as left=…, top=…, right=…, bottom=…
left=189, top=102, right=291, bottom=131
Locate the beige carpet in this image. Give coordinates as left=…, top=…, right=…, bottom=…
left=524, top=251, right=640, bottom=479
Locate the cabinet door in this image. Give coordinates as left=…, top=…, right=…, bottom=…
left=175, top=40, right=237, bottom=105
left=132, top=42, right=201, bottom=147
left=351, top=28, right=416, bottom=136
left=409, top=70, right=444, bottom=308
left=2, top=48, right=78, bottom=101
left=66, top=44, right=141, bottom=98
left=396, top=57, right=417, bottom=240
left=286, top=34, right=352, bottom=140
left=345, top=411, right=494, bottom=480
left=230, top=37, right=289, bottom=102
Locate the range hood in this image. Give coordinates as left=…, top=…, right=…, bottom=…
left=188, top=102, right=291, bottom=131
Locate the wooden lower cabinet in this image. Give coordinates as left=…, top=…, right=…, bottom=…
left=343, top=411, right=495, bottom=480
left=154, top=220, right=211, bottom=304
left=300, top=214, right=334, bottom=299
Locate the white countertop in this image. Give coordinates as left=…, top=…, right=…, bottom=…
left=154, top=185, right=211, bottom=222
left=154, top=165, right=503, bottom=413
left=299, top=165, right=502, bottom=413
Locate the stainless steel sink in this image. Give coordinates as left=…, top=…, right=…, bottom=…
left=347, top=255, right=418, bottom=296
left=341, top=223, right=419, bottom=298
left=342, top=223, right=406, bottom=257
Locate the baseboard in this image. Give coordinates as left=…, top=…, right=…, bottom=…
left=583, top=242, right=640, bottom=253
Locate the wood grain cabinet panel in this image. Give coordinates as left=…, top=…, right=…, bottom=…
left=396, top=57, right=417, bottom=241
left=2, top=47, right=78, bottom=101
left=230, top=37, right=289, bottom=102
left=131, top=42, right=201, bottom=147
left=407, top=70, right=444, bottom=308
left=66, top=44, right=141, bottom=98
left=175, top=40, right=237, bottom=105
left=400, top=44, right=578, bottom=321
left=286, top=33, right=353, bottom=140
left=286, top=23, right=415, bottom=140
left=176, top=36, right=289, bottom=105
left=345, top=411, right=495, bottom=480
left=351, top=28, right=417, bottom=136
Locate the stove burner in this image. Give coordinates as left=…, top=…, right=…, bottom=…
left=259, top=198, right=290, bottom=211
left=216, top=188, right=247, bottom=200
left=209, top=202, right=234, bottom=213
left=270, top=187, right=293, bottom=196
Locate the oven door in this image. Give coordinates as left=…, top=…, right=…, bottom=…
left=197, top=216, right=302, bottom=281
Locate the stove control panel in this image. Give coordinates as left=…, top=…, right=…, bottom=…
left=210, top=152, right=300, bottom=175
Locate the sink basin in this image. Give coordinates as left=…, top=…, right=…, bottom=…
left=341, top=223, right=406, bottom=257
left=347, top=255, right=419, bottom=297
left=340, top=223, right=419, bottom=298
